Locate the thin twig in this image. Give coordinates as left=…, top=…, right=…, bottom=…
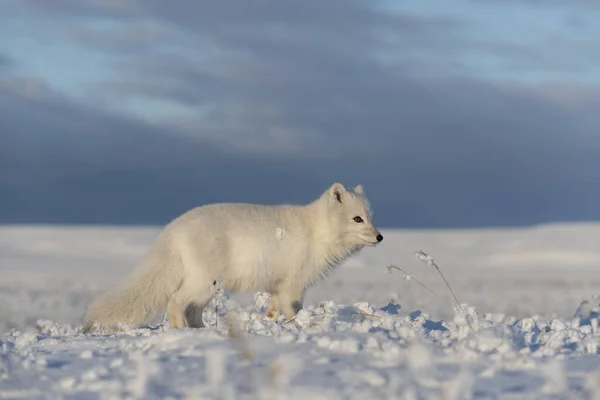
left=246, top=293, right=263, bottom=331
left=414, top=251, right=475, bottom=332
left=353, top=311, right=380, bottom=319
left=387, top=264, right=443, bottom=301
left=415, top=251, right=463, bottom=311
left=213, top=280, right=219, bottom=329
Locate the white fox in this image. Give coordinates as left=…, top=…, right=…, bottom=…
left=82, top=182, right=383, bottom=333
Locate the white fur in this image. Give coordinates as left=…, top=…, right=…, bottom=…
left=82, top=182, right=382, bottom=333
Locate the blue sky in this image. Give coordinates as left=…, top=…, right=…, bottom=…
left=1, top=0, right=599, bottom=227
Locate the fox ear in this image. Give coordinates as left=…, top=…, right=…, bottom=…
left=353, top=184, right=363, bottom=194
left=328, top=182, right=346, bottom=203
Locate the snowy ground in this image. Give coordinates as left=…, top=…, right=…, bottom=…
left=2, top=223, right=600, bottom=399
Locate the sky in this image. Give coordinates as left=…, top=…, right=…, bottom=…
left=1, top=0, right=599, bottom=228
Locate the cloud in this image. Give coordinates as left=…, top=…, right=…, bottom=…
left=2, top=71, right=598, bottom=227
left=473, top=0, right=600, bottom=7
left=0, top=54, right=13, bottom=71
left=0, top=79, right=331, bottom=224
left=19, top=0, right=138, bottom=19
left=1, top=0, right=599, bottom=227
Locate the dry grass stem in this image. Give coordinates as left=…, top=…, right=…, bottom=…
left=387, top=264, right=443, bottom=301
left=353, top=311, right=380, bottom=319
left=246, top=293, right=264, bottom=330
left=414, top=250, right=475, bottom=332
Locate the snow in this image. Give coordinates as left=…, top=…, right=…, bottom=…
left=2, top=223, right=600, bottom=399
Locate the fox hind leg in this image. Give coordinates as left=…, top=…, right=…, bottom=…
left=167, top=283, right=213, bottom=329
left=184, top=303, right=206, bottom=328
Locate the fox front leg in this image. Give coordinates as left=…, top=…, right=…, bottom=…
left=266, top=293, right=281, bottom=319
left=266, top=285, right=304, bottom=320
left=279, top=285, right=305, bottom=320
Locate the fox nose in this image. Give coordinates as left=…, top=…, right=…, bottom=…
left=376, top=234, right=383, bottom=242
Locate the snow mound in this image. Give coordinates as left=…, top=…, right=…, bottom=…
left=4, top=294, right=600, bottom=399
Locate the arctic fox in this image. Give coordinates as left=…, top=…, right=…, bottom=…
left=82, top=182, right=383, bottom=333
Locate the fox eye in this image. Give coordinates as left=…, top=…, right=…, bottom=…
left=353, top=216, right=364, bottom=223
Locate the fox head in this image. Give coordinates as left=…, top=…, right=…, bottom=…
left=322, top=182, right=383, bottom=249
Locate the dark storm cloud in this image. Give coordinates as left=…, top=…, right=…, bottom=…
left=2, top=0, right=600, bottom=227
left=0, top=81, right=332, bottom=224
left=2, top=73, right=598, bottom=227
